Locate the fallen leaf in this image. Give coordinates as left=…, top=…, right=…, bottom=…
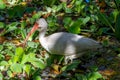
left=10, top=39, right=21, bottom=45
left=51, top=64, right=61, bottom=74
left=67, top=4, right=73, bottom=8
left=43, top=13, right=51, bottom=18
left=99, top=69, right=116, bottom=76
left=21, top=2, right=27, bottom=6
left=0, top=36, right=6, bottom=43
left=5, top=54, right=11, bottom=61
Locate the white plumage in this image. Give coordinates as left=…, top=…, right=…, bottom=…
left=26, top=18, right=102, bottom=63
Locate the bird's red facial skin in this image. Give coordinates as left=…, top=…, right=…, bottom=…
left=23, top=23, right=39, bottom=45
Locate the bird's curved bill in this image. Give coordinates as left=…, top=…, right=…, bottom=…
left=23, top=23, right=39, bottom=44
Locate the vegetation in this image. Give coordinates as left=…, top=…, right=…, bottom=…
left=0, top=0, right=120, bottom=80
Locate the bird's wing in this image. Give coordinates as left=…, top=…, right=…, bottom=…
left=46, top=32, right=101, bottom=55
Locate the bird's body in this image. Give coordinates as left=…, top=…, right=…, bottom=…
left=40, top=32, right=101, bottom=56
left=25, top=18, right=102, bottom=62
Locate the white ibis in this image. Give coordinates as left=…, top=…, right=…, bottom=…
left=24, top=18, right=102, bottom=63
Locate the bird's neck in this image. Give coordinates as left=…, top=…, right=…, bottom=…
left=39, top=28, right=50, bottom=52
left=39, top=28, right=47, bottom=39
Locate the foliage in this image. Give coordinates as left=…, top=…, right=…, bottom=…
left=0, top=0, right=6, bottom=9
left=115, top=13, right=120, bottom=39
left=0, top=42, right=46, bottom=79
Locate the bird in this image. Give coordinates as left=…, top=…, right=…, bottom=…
left=24, top=18, right=102, bottom=63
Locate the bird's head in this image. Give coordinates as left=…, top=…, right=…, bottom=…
left=28, top=18, right=48, bottom=35
left=23, top=18, right=48, bottom=45
left=32, top=18, right=48, bottom=32
left=36, top=18, right=48, bottom=29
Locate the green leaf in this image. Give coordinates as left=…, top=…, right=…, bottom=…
left=63, top=18, right=82, bottom=34
left=30, top=59, right=46, bottom=69
left=97, top=11, right=115, bottom=32
left=47, top=17, right=57, bottom=32
left=43, top=0, right=57, bottom=6
left=21, top=54, right=28, bottom=64
left=7, top=22, right=19, bottom=29
left=13, top=56, right=19, bottom=63
left=14, top=5, right=24, bottom=17
left=65, top=7, right=72, bottom=13
left=47, top=54, right=64, bottom=65
left=13, top=47, right=24, bottom=63
left=75, top=74, right=87, bottom=80
left=115, top=13, right=120, bottom=40
left=98, top=27, right=110, bottom=35
left=16, top=47, right=24, bottom=56
left=0, top=0, right=6, bottom=9
left=69, top=21, right=81, bottom=34
left=0, top=72, right=3, bottom=80
left=118, top=53, right=120, bottom=57
left=35, top=76, right=42, bottom=80
left=27, top=41, right=38, bottom=48
left=0, top=22, right=19, bottom=36
left=87, top=72, right=102, bottom=80
left=0, top=54, right=4, bottom=60
left=32, top=11, right=42, bottom=19
left=0, top=61, right=8, bottom=66
left=103, top=39, right=109, bottom=47
left=52, top=4, right=62, bottom=12
left=65, top=61, right=80, bottom=71
left=63, top=17, right=72, bottom=26
left=63, top=3, right=72, bottom=13
left=7, top=5, right=24, bottom=18
left=90, top=25, right=97, bottom=32
left=25, top=7, right=36, bottom=13
left=0, top=45, right=3, bottom=51
left=82, top=17, right=90, bottom=25
left=23, top=64, right=31, bottom=76
left=112, top=9, right=119, bottom=22
left=74, top=0, right=85, bottom=13
left=10, top=63, right=22, bottom=73
left=7, top=70, right=13, bottom=77
left=114, top=0, right=120, bottom=11
left=21, top=20, right=27, bottom=28
left=0, top=22, right=4, bottom=28
left=5, top=22, right=19, bottom=33
left=7, top=9, right=15, bottom=18
left=23, top=53, right=46, bottom=69
left=20, top=28, right=26, bottom=39
left=28, top=53, right=36, bottom=58
left=69, top=19, right=82, bottom=34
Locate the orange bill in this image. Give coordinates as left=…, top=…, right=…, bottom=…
left=23, top=23, right=39, bottom=45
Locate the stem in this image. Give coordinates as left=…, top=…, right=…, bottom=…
left=114, top=0, right=120, bottom=11
left=92, top=2, right=115, bottom=32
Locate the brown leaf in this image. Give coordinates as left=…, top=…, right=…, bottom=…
left=0, top=36, right=6, bottom=43
left=99, top=69, right=116, bottom=76
left=5, top=54, right=11, bottom=61
left=43, top=13, right=51, bottom=18
left=51, top=64, right=61, bottom=74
